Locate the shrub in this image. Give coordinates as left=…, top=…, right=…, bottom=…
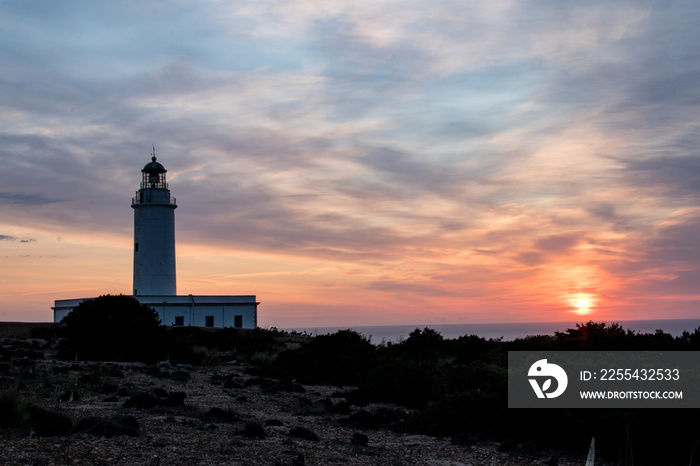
left=0, top=386, right=27, bottom=428
left=399, top=328, right=447, bottom=360
left=405, top=390, right=506, bottom=437
left=158, top=327, right=289, bottom=364
left=551, top=321, right=633, bottom=350
left=273, top=330, right=375, bottom=385
left=58, top=295, right=162, bottom=362
left=28, top=406, right=72, bottom=436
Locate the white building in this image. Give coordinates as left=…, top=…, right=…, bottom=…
left=53, top=151, right=259, bottom=328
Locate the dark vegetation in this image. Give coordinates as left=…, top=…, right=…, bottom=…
left=265, top=322, right=700, bottom=465
left=58, top=295, right=161, bottom=362
left=3, top=296, right=700, bottom=464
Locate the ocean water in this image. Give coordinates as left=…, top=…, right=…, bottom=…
left=285, top=319, right=700, bottom=344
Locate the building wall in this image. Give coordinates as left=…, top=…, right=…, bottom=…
left=151, top=303, right=257, bottom=328
left=53, top=298, right=85, bottom=323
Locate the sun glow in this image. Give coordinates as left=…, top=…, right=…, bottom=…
left=575, top=298, right=591, bottom=314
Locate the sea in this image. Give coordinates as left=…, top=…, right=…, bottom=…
left=284, top=319, right=700, bottom=344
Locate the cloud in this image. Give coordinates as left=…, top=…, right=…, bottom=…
left=623, top=156, right=700, bottom=201
left=535, top=235, right=580, bottom=253
left=0, top=192, right=58, bottom=206
left=2, top=0, right=700, bottom=324
left=0, top=234, right=36, bottom=243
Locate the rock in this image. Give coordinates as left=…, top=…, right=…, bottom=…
left=223, top=379, right=243, bottom=389
left=100, top=382, right=119, bottom=394
left=74, top=414, right=140, bottom=437
left=123, top=392, right=160, bottom=409
left=202, top=407, right=238, bottom=423
left=291, top=383, right=306, bottom=393
left=450, top=433, right=476, bottom=446
left=288, top=426, right=319, bottom=441
left=343, top=407, right=403, bottom=429
left=171, top=370, right=190, bottom=382
left=238, top=422, right=266, bottom=439
left=330, top=400, right=351, bottom=415
left=0, top=376, right=16, bottom=388
left=101, top=365, right=125, bottom=378
left=351, top=432, right=369, bottom=446
left=123, top=390, right=186, bottom=409
left=58, top=389, right=81, bottom=402
left=153, top=387, right=169, bottom=398
left=343, top=410, right=377, bottom=429
left=28, top=407, right=71, bottom=437
left=276, top=450, right=306, bottom=466
left=166, top=391, right=186, bottom=406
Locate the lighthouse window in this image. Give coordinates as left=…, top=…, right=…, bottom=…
left=134, top=242, right=139, bottom=252
left=234, top=315, right=243, bottom=328
left=205, top=315, right=214, bottom=327
left=174, top=316, right=184, bottom=326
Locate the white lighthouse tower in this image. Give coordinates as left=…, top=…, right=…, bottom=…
left=131, top=149, right=177, bottom=296
left=53, top=148, right=258, bottom=328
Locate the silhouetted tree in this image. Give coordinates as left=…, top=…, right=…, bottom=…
left=400, top=327, right=447, bottom=359
left=58, top=294, right=162, bottom=362
left=553, top=321, right=633, bottom=350
left=274, top=330, right=375, bottom=385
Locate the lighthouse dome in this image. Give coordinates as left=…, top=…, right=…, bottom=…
left=143, top=156, right=166, bottom=173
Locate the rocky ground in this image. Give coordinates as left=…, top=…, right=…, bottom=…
left=0, top=337, right=589, bottom=465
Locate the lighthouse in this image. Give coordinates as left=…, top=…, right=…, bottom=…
left=131, top=150, right=177, bottom=296
left=53, top=148, right=258, bottom=328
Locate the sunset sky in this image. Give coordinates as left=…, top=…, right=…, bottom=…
left=2, top=1, right=700, bottom=327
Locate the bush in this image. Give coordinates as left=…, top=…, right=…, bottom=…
left=58, top=295, right=162, bottom=362
left=273, top=330, right=375, bottom=385
left=158, top=327, right=289, bottom=364
left=255, top=322, right=700, bottom=464
left=28, top=406, right=72, bottom=436
left=0, top=386, right=27, bottom=428
left=405, top=390, right=506, bottom=437
left=399, top=328, right=447, bottom=360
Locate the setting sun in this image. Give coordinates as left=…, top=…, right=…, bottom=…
left=576, top=299, right=590, bottom=314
